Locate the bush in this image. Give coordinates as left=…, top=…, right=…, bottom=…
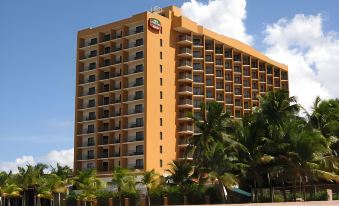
left=205, top=185, right=223, bottom=204
left=313, top=191, right=328, bottom=201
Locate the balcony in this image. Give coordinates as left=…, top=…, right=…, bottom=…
left=206, top=68, right=214, bottom=75
left=178, top=99, right=193, bottom=108
left=178, top=47, right=192, bottom=58
left=128, top=122, right=144, bottom=129
left=83, top=52, right=97, bottom=60
left=80, top=128, right=96, bottom=134
left=127, top=27, right=144, bottom=36
left=193, top=53, right=203, bottom=59
left=215, top=48, right=223, bottom=55
left=127, top=164, right=144, bottom=169
left=178, top=138, right=189, bottom=147
left=178, top=73, right=192, bottom=82
left=178, top=112, right=191, bottom=121
left=193, top=39, right=203, bottom=47
left=128, top=66, right=144, bottom=75
left=78, top=154, right=95, bottom=160
left=126, top=135, right=144, bottom=142
left=127, top=80, right=144, bottom=88
left=112, top=47, right=122, bottom=52
left=86, top=102, right=96, bottom=108
left=125, top=150, right=144, bottom=156
left=127, top=94, right=144, bottom=102
left=193, top=65, right=203, bottom=72
left=178, top=125, right=193, bottom=134
left=112, top=59, right=122, bottom=65
left=127, top=108, right=144, bottom=115
left=126, top=41, right=144, bottom=49
left=78, top=141, right=95, bottom=147
left=178, top=34, right=192, bottom=45
left=82, top=115, right=96, bottom=122
left=178, top=60, right=192, bottom=70
left=125, top=54, right=144, bottom=63
left=178, top=86, right=193, bottom=95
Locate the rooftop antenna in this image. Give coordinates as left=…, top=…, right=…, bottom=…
left=149, top=6, right=162, bottom=14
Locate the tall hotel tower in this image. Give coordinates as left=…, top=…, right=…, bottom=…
left=74, top=6, right=288, bottom=177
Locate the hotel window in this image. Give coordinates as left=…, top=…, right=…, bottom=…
left=136, top=25, right=144, bottom=33
left=160, top=78, right=163, bottom=86
left=160, top=105, right=163, bottom=112
left=160, top=118, right=163, bottom=126
left=160, top=145, right=163, bottom=153
left=160, top=132, right=163, bottom=140
left=160, top=65, right=163, bottom=73
left=160, top=91, right=163, bottom=99
left=160, top=52, right=163, bottom=59
left=160, top=159, right=163, bottom=167
left=160, top=39, right=163, bottom=47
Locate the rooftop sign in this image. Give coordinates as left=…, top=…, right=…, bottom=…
left=148, top=18, right=161, bottom=31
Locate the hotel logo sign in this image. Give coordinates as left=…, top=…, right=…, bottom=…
left=149, top=18, right=161, bottom=31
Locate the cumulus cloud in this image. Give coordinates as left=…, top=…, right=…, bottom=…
left=0, top=149, right=73, bottom=173
left=263, top=14, right=339, bottom=110
left=181, top=0, right=253, bottom=45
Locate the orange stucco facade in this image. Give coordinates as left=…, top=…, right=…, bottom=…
left=74, top=6, right=288, bottom=177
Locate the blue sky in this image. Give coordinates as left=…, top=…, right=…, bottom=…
left=0, top=0, right=338, bottom=165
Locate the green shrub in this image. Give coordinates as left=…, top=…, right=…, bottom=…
left=313, top=191, right=328, bottom=201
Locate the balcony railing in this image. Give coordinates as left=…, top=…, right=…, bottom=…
left=179, top=99, right=192, bottom=105
left=128, top=108, right=144, bottom=115
left=179, top=73, right=192, bottom=80
left=179, top=47, right=192, bottom=54
left=178, top=86, right=192, bottom=93
left=127, top=27, right=144, bottom=36
left=128, top=81, right=144, bottom=88
left=128, top=122, right=144, bottom=128
left=81, top=129, right=96, bottom=134
left=179, top=125, right=193, bottom=132
left=178, top=60, right=192, bottom=67
left=127, top=164, right=144, bottom=169
left=126, top=55, right=144, bottom=62
left=126, top=136, right=144, bottom=142
left=128, top=94, right=144, bottom=101
left=128, top=66, right=144, bottom=74
left=126, top=41, right=144, bottom=49
left=179, top=35, right=192, bottom=42
left=126, top=150, right=144, bottom=156
left=78, top=154, right=95, bottom=160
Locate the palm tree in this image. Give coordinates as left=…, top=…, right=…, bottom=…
left=166, top=160, right=194, bottom=204
left=0, top=171, right=9, bottom=206
left=111, top=167, right=136, bottom=206
left=51, top=164, right=72, bottom=206
left=234, top=115, right=272, bottom=202
left=72, top=169, right=104, bottom=206
left=188, top=101, right=232, bottom=178
left=2, top=183, right=22, bottom=206
left=16, top=164, right=48, bottom=206
left=139, top=170, right=159, bottom=206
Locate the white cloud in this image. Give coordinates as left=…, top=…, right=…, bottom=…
left=263, top=14, right=339, bottom=110
left=181, top=0, right=253, bottom=45
left=0, top=149, right=73, bottom=173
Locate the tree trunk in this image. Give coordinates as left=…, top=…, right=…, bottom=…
left=282, top=180, right=287, bottom=202
left=8, top=198, right=10, bottom=206
left=293, top=178, right=297, bottom=201
left=58, top=193, right=61, bottom=206
left=302, top=176, right=306, bottom=201
left=267, top=173, right=273, bottom=202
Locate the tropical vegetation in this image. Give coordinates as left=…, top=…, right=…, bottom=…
left=0, top=90, right=338, bottom=206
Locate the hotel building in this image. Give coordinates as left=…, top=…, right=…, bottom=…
left=74, top=6, right=288, bottom=177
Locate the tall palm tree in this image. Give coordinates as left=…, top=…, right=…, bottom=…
left=16, top=164, right=48, bottom=206
left=51, top=164, right=72, bottom=206
left=139, top=170, right=159, bottom=206
left=188, top=101, right=232, bottom=177
left=72, top=169, right=104, bottom=206
left=0, top=171, right=9, bottom=206
left=234, top=115, right=272, bottom=202
left=111, top=167, right=136, bottom=206
left=166, top=160, right=194, bottom=204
